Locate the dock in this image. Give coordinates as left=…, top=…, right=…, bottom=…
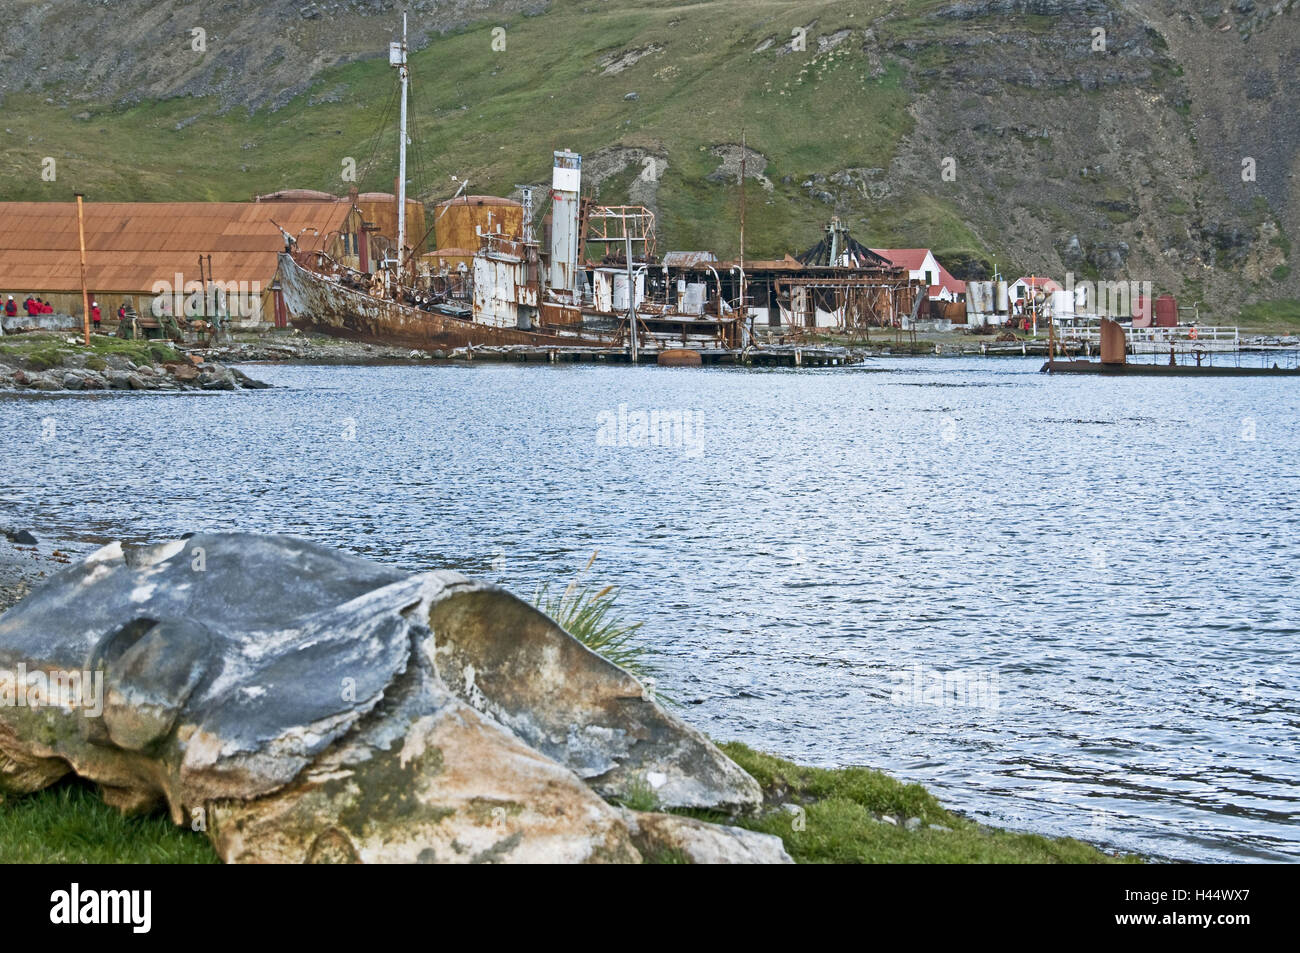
left=443, top=344, right=857, bottom=367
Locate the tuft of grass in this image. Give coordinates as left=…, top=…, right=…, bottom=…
left=533, top=551, right=649, bottom=680
left=713, top=743, right=1140, bottom=864
left=0, top=779, right=218, bottom=864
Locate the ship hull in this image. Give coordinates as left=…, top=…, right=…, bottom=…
left=1042, top=359, right=1300, bottom=376
left=277, top=252, right=617, bottom=351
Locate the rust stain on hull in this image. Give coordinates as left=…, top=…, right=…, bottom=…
left=278, top=252, right=616, bottom=351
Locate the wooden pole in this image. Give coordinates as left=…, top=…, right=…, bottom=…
left=75, top=193, right=90, bottom=345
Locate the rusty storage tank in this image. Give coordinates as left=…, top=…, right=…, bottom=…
left=1154, top=294, right=1178, bottom=327
left=356, top=192, right=428, bottom=254
left=435, top=195, right=524, bottom=253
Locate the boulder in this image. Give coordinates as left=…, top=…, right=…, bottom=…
left=199, top=367, right=236, bottom=390
left=620, top=809, right=791, bottom=864
left=0, top=534, right=780, bottom=864
left=167, top=363, right=199, bottom=382
left=431, top=586, right=762, bottom=812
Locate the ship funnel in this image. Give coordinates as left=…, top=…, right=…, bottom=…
left=549, top=150, right=582, bottom=295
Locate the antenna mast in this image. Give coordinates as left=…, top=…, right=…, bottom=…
left=391, top=14, right=409, bottom=277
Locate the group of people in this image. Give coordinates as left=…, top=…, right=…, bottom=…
left=4, top=295, right=109, bottom=329
left=6, top=295, right=55, bottom=317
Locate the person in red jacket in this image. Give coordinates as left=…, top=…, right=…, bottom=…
left=91, top=300, right=102, bottom=331
left=23, top=296, right=36, bottom=316
left=4, top=296, right=16, bottom=317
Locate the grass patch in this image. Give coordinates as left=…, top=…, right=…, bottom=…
left=0, top=331, right=177, bottom=370
left=0, top=779, right=217, bottom=864
left=1235, top=298, right=1300, bottom=332
left=714, top=743, right=1139, bottom=864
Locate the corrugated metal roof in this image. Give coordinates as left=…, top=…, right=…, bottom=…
left=0, top=201, right=351, bottom=293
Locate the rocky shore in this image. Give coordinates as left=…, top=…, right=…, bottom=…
left=0, top=529, right=91, bottom=614
left=0, top=333, right=270, bottom=392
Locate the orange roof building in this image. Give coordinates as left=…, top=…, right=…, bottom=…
left=0, top=199, right=379, bottom=322
left=0, top=201, right=349, bottom=301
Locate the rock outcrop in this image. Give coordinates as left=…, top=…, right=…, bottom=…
left=0, top=533, right=783, bottom=864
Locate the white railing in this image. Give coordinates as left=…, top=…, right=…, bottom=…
left=1057, top=324, right=1238, bottom=345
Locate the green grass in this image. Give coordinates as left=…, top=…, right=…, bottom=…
left=533, top=552, right=649, bottom=681
left=0, top=746, right=1134, bottom=864
left=0, top=780, right=218, bottom=863
left=0, top=331, right=178, bottom=370
left=1234, top=297, right=1300, bottom=332
left=716, top=743, right=1139, bottom=864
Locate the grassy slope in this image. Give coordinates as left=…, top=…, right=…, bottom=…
left=0, top=0, right=973, bottom=263
left=1235, top=298, right=1300, bottom=333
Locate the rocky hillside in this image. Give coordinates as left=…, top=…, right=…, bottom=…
left=0, top=0, right=1295, bottom=318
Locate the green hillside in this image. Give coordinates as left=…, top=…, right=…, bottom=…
left=0, top=1, right=980, bottom=264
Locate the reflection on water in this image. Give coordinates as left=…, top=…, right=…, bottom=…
left=2, top=357, right=1297, bottom=861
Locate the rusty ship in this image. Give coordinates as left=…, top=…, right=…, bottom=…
left=277, top=18, right=926, bottom=362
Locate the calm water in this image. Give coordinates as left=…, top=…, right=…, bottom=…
left=2, top=357, right=1297, bottom=862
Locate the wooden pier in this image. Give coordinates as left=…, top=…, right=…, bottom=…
left=444, top=344, right=856, bottom=367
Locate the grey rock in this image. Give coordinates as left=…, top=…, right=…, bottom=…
left=0, top=533, right=770, bottom=863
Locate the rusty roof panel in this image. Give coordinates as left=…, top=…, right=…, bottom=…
left=0, top=201, right=351, bottom=292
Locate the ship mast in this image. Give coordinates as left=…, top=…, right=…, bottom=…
left=391, top=15, right=409, bottom=277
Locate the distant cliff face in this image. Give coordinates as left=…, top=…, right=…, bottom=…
left=864, top=0, right=1298, bottom=309
left=0, top=0, right=1293, bottom=314
left=0, top=0, right=549, bottom=110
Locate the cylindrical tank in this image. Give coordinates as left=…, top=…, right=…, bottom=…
left=995, top=281, right=1009, bottom=314
left=434, top=195, right=524, bottom=253
left=1154, top=294, right=1178, bottom=327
